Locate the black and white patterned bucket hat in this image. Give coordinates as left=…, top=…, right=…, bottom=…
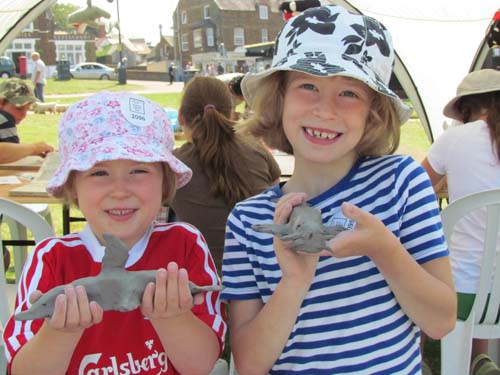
left=241, top=4, right=412, bottom=124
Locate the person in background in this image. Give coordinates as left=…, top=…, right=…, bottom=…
left=3, top=91, right=225, bottom=374
left=227, top=74, right=250, bottom=121
left=422, top=69, right=500, bottom=375
left=0, top=78, right=54, bottom=160
left=0, top=78, right=54, bottom=272
left=168, top=62, right=175, bottom=85
left=31, top=52, right=46, bottom=102
left=171, top=76, right=281, bottom=272
left=222, top=5, right=456, bottom=374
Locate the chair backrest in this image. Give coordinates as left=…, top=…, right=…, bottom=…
left=440, top=189, right=500, bottom=328
left=0, top=198, right=55, bottom=325
left=0, top=198, right=55, bottom=374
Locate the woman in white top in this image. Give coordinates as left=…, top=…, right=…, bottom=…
left=422, top=69, right=500, bottom=375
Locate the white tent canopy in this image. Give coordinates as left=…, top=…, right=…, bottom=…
left=1, top=0, right=497, bottom=142
left=334, top=0, right=498, bottom=142
left=0, top=0, right=56, bottom=54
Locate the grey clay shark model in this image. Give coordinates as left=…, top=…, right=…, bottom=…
left=252, top=203, right=348, bottom=254
left=15, top=233, right=223, bottom=321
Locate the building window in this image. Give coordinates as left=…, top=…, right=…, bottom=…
left=55, top=41, right=86, bottom=66
left=5, top=38, right=35, bottom=60
left=23, top=22, right=33, bottom=31
left=259, top=5, right=268, bottom=20
left=181, top=33, right=189, bottom=51
left=234, top=27, right=245, bottom=46
left=193, top=29, right=202, bottom=48
left=261, top=28, right=268, bottom=43
left=204, top=5, right=210, bottom=19
left=206, top=28, right=214, bottom=47
left=181, top=11, right=188, bottom=24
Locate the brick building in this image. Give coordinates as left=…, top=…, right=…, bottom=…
left=173, top=0, right=284, bottom=73
left=4, top=9, right=95, bottom=77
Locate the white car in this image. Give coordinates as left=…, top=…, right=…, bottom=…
left=70, top=62, right=116, bottom=80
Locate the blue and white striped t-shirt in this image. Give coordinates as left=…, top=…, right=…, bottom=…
left=221, top=155, right=448, bottom=374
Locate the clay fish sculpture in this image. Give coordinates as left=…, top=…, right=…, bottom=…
left=15, top=233, right=223, bottom=321
left=252, top=203, right=347, bottom=254
left=68, top=5, right=111, bottom=34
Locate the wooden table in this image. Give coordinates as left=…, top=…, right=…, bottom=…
left=271, top=150, right=294, bottom=179
left=0, top=154, right=84, bottom=236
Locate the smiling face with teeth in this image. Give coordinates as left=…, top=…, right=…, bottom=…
left=282, top=72, right=372, bottom=172
left=71, top=159, right=165, bottom=248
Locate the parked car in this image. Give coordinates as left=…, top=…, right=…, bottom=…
left=0, top=56, right=16, bottom=78
left=70, top=62, right=116, bottom=80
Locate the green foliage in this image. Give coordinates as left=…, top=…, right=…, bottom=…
left=96, top=44, right=112, bottom=58
left=50, top=2, right=80, bottom=32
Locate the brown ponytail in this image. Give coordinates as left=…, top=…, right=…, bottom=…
left=179, top=76, right=256, bottom=207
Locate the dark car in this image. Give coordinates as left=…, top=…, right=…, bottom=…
left=0, top=56, right=16, bottom=78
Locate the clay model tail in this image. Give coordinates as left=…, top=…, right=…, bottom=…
left=189, top=283, right=225, bottom=295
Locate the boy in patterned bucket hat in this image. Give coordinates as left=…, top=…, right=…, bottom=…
left=0, top=78, right=53, bottom=272
left=222, top=4, right=455, bottom=374
left=0, top=77, right=38, bottom=107
left=3, top=91, right=226, bottom=374
left=0, top=77, right=53, bottom=157
left=0, top=77, right=46, bottom=144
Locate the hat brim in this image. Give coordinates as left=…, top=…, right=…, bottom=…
left=46, top=139, right=192, bottom=197
left=442, top=96, right=462, bottom=122
left=242, top=65, right=413, bottom=125
left=8, top=96, right=39, bottom=107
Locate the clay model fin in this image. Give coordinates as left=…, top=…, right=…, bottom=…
left=101, top=233, right=130, bottom=270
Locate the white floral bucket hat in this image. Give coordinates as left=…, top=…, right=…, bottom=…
left=46, top=91, right=192, bottom=197
left=241, top=4, right=412, bottom=124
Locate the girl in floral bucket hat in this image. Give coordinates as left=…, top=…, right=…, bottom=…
left=222, top=4, right=455, bottom=374
left=3, top=92, right=226, bottom=375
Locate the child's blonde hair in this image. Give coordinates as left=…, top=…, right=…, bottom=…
left=238, top=71, right=401, bottom=157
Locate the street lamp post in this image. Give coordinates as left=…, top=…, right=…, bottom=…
left=115, top=0, right=122, bottom=65
left=108, top=0, right=126, bottom=84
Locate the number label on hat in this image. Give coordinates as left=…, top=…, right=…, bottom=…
left=119, top=95, right=153, bottom=126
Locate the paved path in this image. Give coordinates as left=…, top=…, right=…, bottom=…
left=45, top=80, right=184, bottom=99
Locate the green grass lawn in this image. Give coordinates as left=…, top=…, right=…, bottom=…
left=44, top=78, right=143, bottom=95
left=4, top=80, right=442, bottom=373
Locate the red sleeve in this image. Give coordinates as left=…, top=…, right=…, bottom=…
left=2, top=237, right=60, bottom=369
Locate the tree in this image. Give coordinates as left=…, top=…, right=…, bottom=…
left=50, top=3, right=80, bottom=32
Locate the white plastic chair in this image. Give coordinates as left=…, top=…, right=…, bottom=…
left=3, top=203, right=53, bottom=281
left=440, top=189, right=500, bottom=375
left=0, top=198, right=55, bottom=374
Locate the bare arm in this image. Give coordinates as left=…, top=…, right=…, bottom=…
left=229, top=193, right=318, bottom=374
left=11, top=286, right=103, bottom=375
left=33, top=66, right=41, bottom=84
left=0, top=142, right=54, bottom=164
left=229, top=277, right=312, bottom=374
left=421, top=157, right=445, bottom=187
left=142, top=263, right=221, bottom=374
